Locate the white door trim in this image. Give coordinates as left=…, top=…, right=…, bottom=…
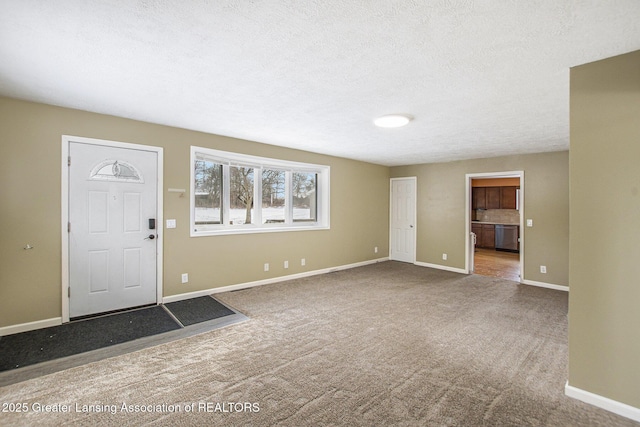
left=61, top=135, right=164, bottom=323
left=389, top=177, right=417, bottom=263
left=464, top=171, right=524, bottom=277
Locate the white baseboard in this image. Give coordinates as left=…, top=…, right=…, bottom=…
left=163, top=257, right=390, bottom=304
left=0, top=317, right=62, bottom=337
left=565, top=382, right=640, bottom=422
left=521, top=279, right=569, bottom=292
left=414, top=261, right=467, bottom=275
left=0, top=259, right=390, bottom=334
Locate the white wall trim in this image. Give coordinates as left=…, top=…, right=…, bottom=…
left=3, top=258, right=388, bottom=334
left=0, top=318, right=62, bottom=337
left=163, top=257, right=389, bottom=304
left=565, top=382, right=640, bottom=422
left=61, top=135, right=164, bottom=323
left=521, top=279, right=569, bottom=292
left=414, top=261, right=467, bottom=275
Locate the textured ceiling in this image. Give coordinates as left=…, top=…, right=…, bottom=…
left=1, top=1, right=639, bottom=166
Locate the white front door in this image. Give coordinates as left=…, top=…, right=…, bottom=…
left=390, top=177, right=416, bottom=263
left=68, top=142, right=158, bottom=318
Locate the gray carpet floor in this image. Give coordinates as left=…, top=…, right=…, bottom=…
left=0, top=261, right=637, bottom=426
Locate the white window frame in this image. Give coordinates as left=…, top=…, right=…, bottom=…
left=190, top=146, right=330, bottom=236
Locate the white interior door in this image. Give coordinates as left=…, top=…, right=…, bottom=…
left=390, top=177, right=416, bottom=263
left=68, top=142, right=158, bottom=318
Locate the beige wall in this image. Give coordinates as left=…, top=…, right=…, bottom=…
left=569, top=50, right=640, bottom=408
left=0, top=97, right=390, bottom=328
left=390, top=152, right=569, bottom=286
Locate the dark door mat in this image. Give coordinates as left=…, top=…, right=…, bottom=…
left=0, top=305, right=181, bottom=372
left=165, top=296, right=236, bottom=326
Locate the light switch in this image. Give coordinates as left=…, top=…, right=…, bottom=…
left=526, top=219, right=533, bottom=227
left=166, top=219, right=177, bottom=229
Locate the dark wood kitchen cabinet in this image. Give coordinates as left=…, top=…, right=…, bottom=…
left=472, top=187, right=486, bottom=210
left=486, top=187, right=501, bottom=209
left=500, top=186, right=518, bottom=210
left=472, top=186, right=502, bottom=210
left=480, top=224, right=495, bottom=248
left=472, top=223, right=495, bottom=249
left=473, top=186, right=519, bottom=210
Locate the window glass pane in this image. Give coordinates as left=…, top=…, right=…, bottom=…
left=194, top=159, right=223, bottom=225
left=229, top=166, right=254, bottom=225
left=262, top=169, right=286, bottom=224
left=293, top=172, right=317, bottom=222
left=191, top=146, right=329, bottom=235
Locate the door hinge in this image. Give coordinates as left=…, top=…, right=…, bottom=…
left=68, top=222, right=71, bottom=232
left=68, top=287, right=71, bottom=298
left=68, top=156, right=71, bottom=166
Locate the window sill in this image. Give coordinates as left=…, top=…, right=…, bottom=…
left=191, top=224, right=330, bottom=237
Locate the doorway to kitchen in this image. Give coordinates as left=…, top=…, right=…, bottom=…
left=465, top=171, right=523, bottom=282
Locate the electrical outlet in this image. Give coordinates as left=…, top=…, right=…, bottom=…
left=264, top=263, right=269, bottom=272
left=540, top=265, right=547, bottom=274
left=181, top=273, right=188, bottom=283
left=284, top=260, right=289, bottom=269
left=442, top=253, right=447, bottom=260
left=374, top=246, right=378, bottom=253
left=301, top=258, right=306, bottom=266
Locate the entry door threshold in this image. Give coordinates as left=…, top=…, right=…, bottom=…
left=70, top=303, right=156, bottom=322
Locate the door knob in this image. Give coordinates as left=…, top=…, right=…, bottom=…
left=146, top=234, right=156, bottom=240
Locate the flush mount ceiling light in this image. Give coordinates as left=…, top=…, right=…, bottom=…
left=374, top=114, right=413, bottom=128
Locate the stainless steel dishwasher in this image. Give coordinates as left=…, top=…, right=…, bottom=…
left=495, top=225, right=519, bottom=252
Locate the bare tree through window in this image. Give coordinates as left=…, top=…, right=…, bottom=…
left=194, top=160, right=222, bottom=224
left=293, top=172, right=317, bottom=222
left=230, top=166, right=254, bottom=224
